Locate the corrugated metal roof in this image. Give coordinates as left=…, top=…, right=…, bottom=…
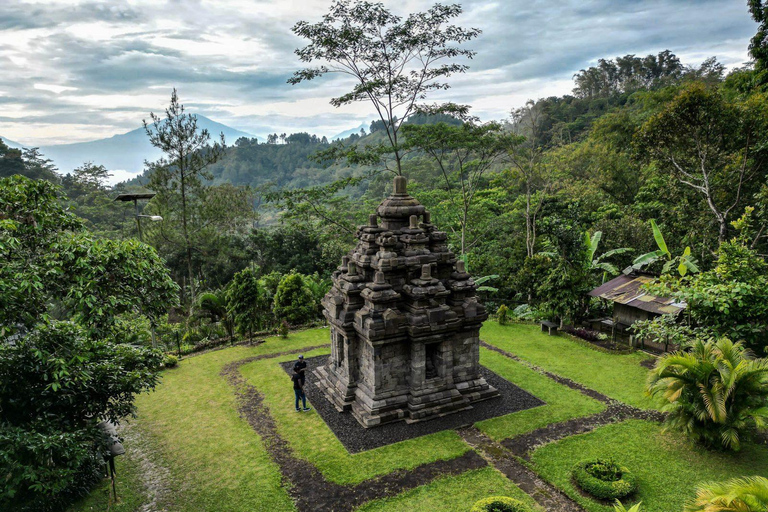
left=588, top=274, right=685, bottom=315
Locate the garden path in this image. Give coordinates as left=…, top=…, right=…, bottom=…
left=219, top=339, right=663, bottom=511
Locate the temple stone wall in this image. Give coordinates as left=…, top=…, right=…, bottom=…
left=315, top=176, right=499, bottom=428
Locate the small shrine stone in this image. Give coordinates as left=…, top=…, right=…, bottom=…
left=315, top=177, right=499, bottom=428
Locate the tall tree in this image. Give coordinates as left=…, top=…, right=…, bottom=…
left=402, top=119, right=518, bottom=256
left=636, top=83, right=768, bottom=242
left=749, top=1, right=768, bottom=75
left=507, top=100, right=552, bottom=258
left=289, top=0, right=480, bottom=176
left=144, top=89, right=225, bottom=303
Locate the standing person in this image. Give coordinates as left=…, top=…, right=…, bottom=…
left=292, top=368, right=311, bottom=412
left=294, top=354, right=307, bottom=385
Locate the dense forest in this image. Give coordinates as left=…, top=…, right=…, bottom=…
left=3, top=1, right=768, bottom=510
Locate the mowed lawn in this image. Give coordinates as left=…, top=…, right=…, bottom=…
left=69, top=323, right=766, bottom=512
left=481, top=322, right=657, bottom=409
left=531, top=420, right=768, bottom=512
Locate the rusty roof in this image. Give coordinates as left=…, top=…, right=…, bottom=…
left=588, top=274, right=685, bottom=315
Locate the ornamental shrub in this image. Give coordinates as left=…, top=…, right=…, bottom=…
left=497, top=304, right=509, bottom=325
left=572, top=459, right=638, bottom=500
left=647, top=337, right=768, bottom=451
left=163, top=353, right=179, bottom=368
left=470, top=496, right=532, bottom=512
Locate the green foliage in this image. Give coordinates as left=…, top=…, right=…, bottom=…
left=0, top=423, right=104, bottom=511
left=686, top=475, right=768, bottom=512
left=278, top=320, right=289, bottom=338
left=646, top=338, right=768, bottom=451
left=225, top=267, right=265, bottom=339
left=163, top=353, right=179, bottom=368
left=636, top=83, right=768, bottom=241
left=614, top=501, right=643, bottom=512
left=647, top=225, right=768, bottom=351
left=0, top=322, right=163, bottom=509
left=272, top=272, right=316, bottom=326
left=496, top=305, right=509, bottom=325
left=572, top=459, right=638, bottom=500
left=632, top=219, right=699, bottom=276
left=470, top=496, right=532, bottom=512
left=0, top=176, right=174, bottom=509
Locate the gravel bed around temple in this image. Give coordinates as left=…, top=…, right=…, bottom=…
left=280, top=355, right=545, bottom=453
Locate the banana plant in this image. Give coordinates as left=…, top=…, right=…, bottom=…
left=474, top=274, right=500, bottom=293
left=632, top=219, right=699, bottom=276
left=585, top=231, right=632, bottom=283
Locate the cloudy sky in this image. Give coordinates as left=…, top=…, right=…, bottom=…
left=0, top=0, right=758, bottom=146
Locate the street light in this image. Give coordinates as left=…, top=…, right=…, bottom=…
left=114, top=193, right=163, bottom=348
left=114, top=193, right=160, bottom=242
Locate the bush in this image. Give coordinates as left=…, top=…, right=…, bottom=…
left=572, top=459, right=638, bottom=500
left=278, top=320, right=290, bottom=338
left=163, top=354, right=179, bottom=368
left=647, top=337, right=768, bottom=451
left=273, top=272, right=316, bottom=326
left=470, top=496, right=532, bottom=512
left=497, top=304, right=509, bottom=325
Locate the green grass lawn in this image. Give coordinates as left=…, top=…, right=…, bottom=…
left=481, top=322, right=657, bottom=409
left=355, top=467, right=541, bottom=512
left=531, top=419, right=768, bottom=512
left=476, top=348, right=605, bottom=441
left=68, top=443, right=149, bottom=512
left=240, top=347, right=471, bottom=485
left=72, top=329, right=332, bottom=512
left=73, top=324, right=740, bottom=512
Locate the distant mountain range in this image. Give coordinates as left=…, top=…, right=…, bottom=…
left=331, top=121, right=371, bottom=141
left=3, top=116, right=375, bottom=184
left=1, top=116, right=257, bottom=181
left=1, top=136, right=23, bottom=149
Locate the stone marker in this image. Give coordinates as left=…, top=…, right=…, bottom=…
left=315, top=177, right=499, bottom=428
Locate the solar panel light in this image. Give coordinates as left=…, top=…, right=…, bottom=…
left=137, top=214, right=163, bottom=221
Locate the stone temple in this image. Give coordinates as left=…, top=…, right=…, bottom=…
left=314, top=176, right=499, bottom=428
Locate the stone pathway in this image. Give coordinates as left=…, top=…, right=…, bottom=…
left=214, top=341, right=664, bottom=512
left=221, top=345, right=488, bottom=512
left=458, top=426, right=585, bottom=512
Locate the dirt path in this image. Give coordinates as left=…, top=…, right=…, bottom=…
left=117, top=422, right=173, bottom=512
left=221, top=346, right=488, bottom=512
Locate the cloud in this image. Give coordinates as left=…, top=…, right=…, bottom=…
left=0, top=0, right=758, bottom=145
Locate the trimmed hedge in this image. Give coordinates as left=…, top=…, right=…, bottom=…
left=572, top=459, right=638, bottom=500
left=471, top=496, right=532, bottom=512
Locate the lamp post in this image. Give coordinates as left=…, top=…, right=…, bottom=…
left=114, top=193, right=162, bottom=242
left=114, top=193, right=163, bottom=347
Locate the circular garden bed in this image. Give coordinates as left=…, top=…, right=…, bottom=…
left=471, top=496, right=532, bottom=512
left=572, top=459, right=638, bottom=500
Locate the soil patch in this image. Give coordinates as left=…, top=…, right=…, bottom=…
left=639, top=358, right=657, bottom=369
left=280, top=355, right=545, bottom=453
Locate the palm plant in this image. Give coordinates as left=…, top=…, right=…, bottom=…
left=647, top=337, right=768, bottom=450
left=685, top=476, right=768, bottom=512
left=632, top=219, right=699, bottom=276
left=197, top=290, right=234, bottom=340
